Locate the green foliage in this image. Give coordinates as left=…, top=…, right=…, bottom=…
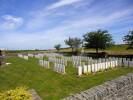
left=0, top=87, right=32, bottom=100
left=54, top=44, right=61, bottom=51
left=64, top=37, right=82, bottom=53
left=83, top=29, right=113, bottom=53
left=123, top=30, right=133, bottom=49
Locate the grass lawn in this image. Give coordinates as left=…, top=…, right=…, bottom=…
left=0, top=57, right=133, bottom=100
left=6, top=44, right=133, bottom=56
left=58, top=44, right=133, bottom=55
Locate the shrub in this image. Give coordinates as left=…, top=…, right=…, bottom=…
left=0, top=87, right=32, bottom=100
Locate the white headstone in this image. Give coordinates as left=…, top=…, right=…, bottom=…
left=91, top=64, right=95, bottom=72
left=83, top=65, right=87, bottom=74
left=94, top=64, right=98, bottom=72
left=24, top=56, right=28, bottom=60
left=78, top=66, right=82, bottom=76
left=87, top=65, right=91, bottom=73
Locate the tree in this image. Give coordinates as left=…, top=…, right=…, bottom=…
left=54, top=44, right=61, bottom=52
left=123, top=30, right=133, bottom=49
left=64, top=37, right=82, bottom=54
left=83, top=29, right=113, bottom=53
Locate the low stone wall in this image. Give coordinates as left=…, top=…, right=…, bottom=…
left=29, top=89, right=42, bottom=100
left=63, top=73, right=133, bottom=100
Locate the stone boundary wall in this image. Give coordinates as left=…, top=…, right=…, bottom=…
left=63, top=73, right=133, bottom=100
left=29, top=89, right=42, bottom=100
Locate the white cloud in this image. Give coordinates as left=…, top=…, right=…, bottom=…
left=0, top=31, right=66, bottom=50
left=0, top=15, right=23, bottom=30
left=26, top=0, right=86, bottom=30
left=1, top=0, right=132, bottom=49
left=7, top=7, right=132, bottom=49
left=46, top=0, right=83, bottom=10
left=47, top=8, right=133, bottom=33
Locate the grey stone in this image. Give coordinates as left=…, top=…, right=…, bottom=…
left=63, top=73, right=133, bottom=100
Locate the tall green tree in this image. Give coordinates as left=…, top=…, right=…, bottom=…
left=65, top=37, right=82, bottom=54
left=123, top=30, right=133, bottom=49
left=54, top=44, right=61, bottom=52
left=83, top=29, right=113, bottom=53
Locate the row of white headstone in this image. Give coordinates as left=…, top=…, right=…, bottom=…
left=39, top=60, right=50, bottom=68
left=78, top=60, right=120, bottom=76
left=73, top=61, right=85, bottom=68
left=63, top=56, right=72, bottom=61
left=18, top=54, right=28, bottom=60
left=34, top=54, right=44, bottom=59
left=48, top=57, right=67, bottom=66
left=45, top=53, right=63, bottom=58
left=72, top=57, right=127, bottom=68
left=18, top=54, right=23, bottom=58
left=54, top=63, right=65, bottom=74
left=123, top=60, right=133, bottom=67
left=72, top=56, right=92, bottom=61
left=28, top=53, right=34, bottom=57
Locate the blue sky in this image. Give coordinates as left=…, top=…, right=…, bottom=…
left=0, top=0, right=133, bottom=50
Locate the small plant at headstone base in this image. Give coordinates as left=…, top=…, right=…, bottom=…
left=84, top=72, right=91, bottom=75
left=0, top=86, right=33, bottom=100
left=98, top=69, right=103, bottom=72
left=86, top=72, right=91, bottom=75
left=108, top=67, right=112, bottom=70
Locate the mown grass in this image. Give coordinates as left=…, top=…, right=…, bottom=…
left=0, top=57, right=133, bottom=100
left=6, top=44, right=133, bottom=56
left=59, top=44, right=133, bottom=54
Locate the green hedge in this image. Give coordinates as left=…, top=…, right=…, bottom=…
left=0, top=87, right=32, bottom=100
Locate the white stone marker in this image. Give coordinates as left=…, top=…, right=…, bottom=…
left=54, top=63, right=65, bottom=74
left=87, top=65, right=91, bottom=73
left=107, top=62, right=111, bottom=68
left=112, top=61, right=115, bottom=68
left=43, top=61, right=50, bottom=68
left=118, top=60, right=122, bottom=66
left=97, top=63, right=101, bottom=71
left=94, top=64, right=98, bottom=72
left=102, top=62, right=105, bottom=70
left=110, top=61, right=113, bottom=68
left=123, top=60, right=128, bottom=66
left=83, top=65, right=87, bottom=74
left=39, top=60, right=43, bottom=66
left=115, top=60, right=118, bottom=67
left=129, top=61, right=133, bottom=67
left=91, top=64, right=95, bottom=73
left=28, top=54, right=34, bottom=57
left=78, top=66, right=82, bottom=76
left=24, top=56, right=28, bottom=60
left=99, top=63, right=102, bottom=71
left=62, top=65, right=65, bottom=74
left=105, top=62, right=108, bottom=69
